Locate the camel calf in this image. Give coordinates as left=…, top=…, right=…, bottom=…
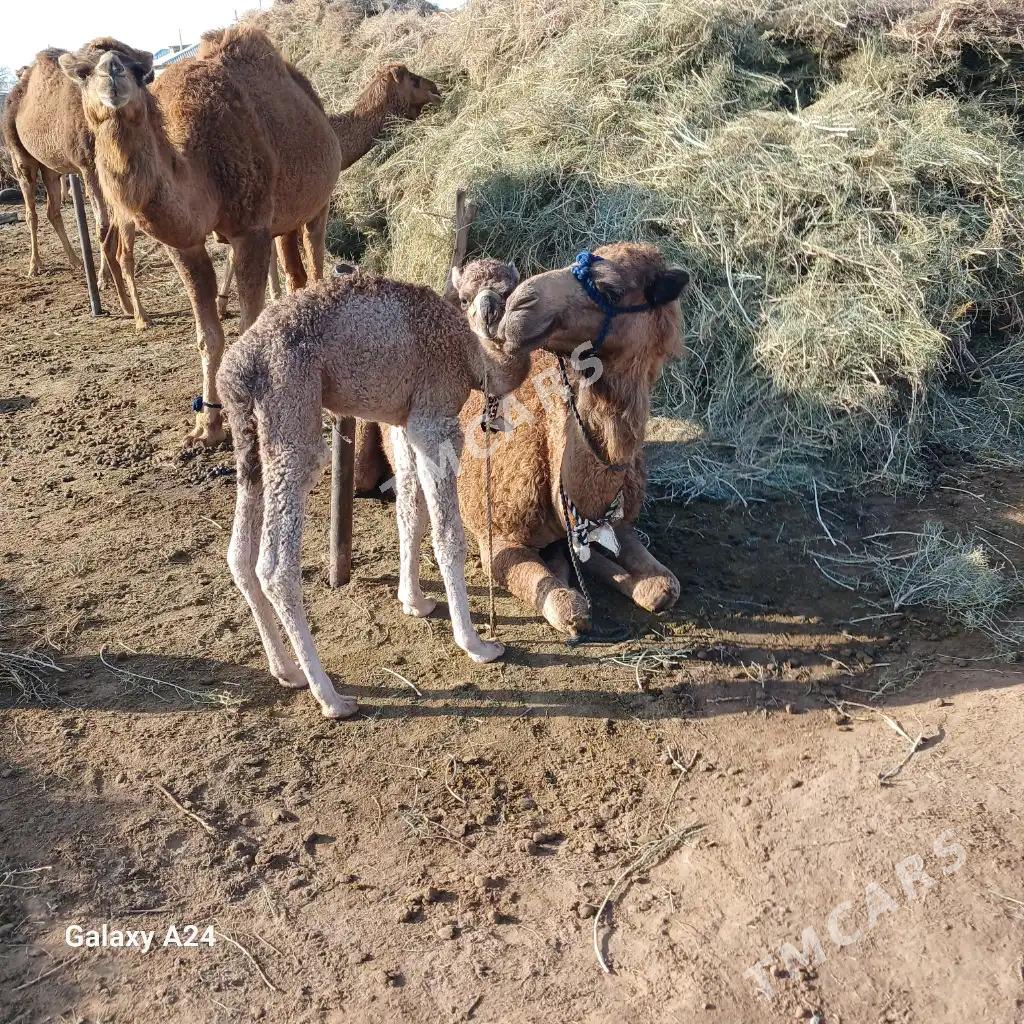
left=218, top=267, right=531, bottom=718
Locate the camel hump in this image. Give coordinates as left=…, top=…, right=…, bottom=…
left=198, top=25, right=282, bottom=66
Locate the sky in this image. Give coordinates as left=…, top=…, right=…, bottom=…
left=1, top=0, right=464, bottom=73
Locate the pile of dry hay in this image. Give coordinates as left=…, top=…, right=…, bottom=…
left=252, top=0, right=1024, bottom=500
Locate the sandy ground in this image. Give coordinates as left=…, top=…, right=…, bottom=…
left=1, top=216, right=1023, bottom=1024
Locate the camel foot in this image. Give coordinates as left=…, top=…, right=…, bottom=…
left=464, top=638, right=505, bottom=664
left=186, top=413, right=228, bottom=448
left=541, top=587, right=591, bottom=636
left=319, top=695, right=359, bottom=719
left=400, top=592, right=437, bottom=618
left=134, top=315, right=154, bottom=331
left=632, top=573, right=680, bottom=613
left=27, top=263, right=42, bottom=277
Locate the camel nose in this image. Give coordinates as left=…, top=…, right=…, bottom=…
left=480, top=293, right=500, bottom=325
left=99, top=52, right=125, bottom=78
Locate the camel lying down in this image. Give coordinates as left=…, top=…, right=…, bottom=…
left=356, top=242, right=690, bottom=636
left=218, top=265, right=530, bottom=718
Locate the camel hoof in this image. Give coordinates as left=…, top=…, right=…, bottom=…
left=134, top=317, right=154, bottom=332
left=400, top=594, right=436, bottom=618
left=466, top=639, right=505, bottom=664
left=633, top=574, right=680, bottom=613
left=186, top=416, right=228, bottom=448
left=27, top=265, right=42, bottom=277
left=320, top=695, right=359, bottom=719
left=542, top=587, right=590, bottom=635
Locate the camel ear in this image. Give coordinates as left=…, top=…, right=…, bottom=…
left=507, top=265, right=520, bottom=288
left=390, top=65, right=407, bottom=84
left=645, top=267, right=689, bottom=307
left=137, top=50, right=155, bottom=85
left=58, top=52, right=94, bottom=85
left=442, top=266, right=460, bottom=304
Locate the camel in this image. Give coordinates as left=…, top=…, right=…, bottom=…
left=217, top=263, right=532, bottom=718
left=59, top=28, right=439, bottom=446
left=216, top=61, right=440, bottom=316
left=1, top=46, right=149, bottom=327
left=354, top=243, right=690, bottom=636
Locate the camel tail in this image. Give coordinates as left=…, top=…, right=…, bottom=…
left=218, top=340, right=266, bottom=487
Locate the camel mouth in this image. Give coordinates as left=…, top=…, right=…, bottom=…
left=496, top=313, right=557, bottom=354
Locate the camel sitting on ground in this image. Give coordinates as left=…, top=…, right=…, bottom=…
left=355, top=244, right=689, bottom=635
left=216, top=62, right=441, bottom=315
left=60, top=28, right=438, bottom=446
left=1, top=47, right=149, bottom=327
left=217, top=265, right=532, bottom=718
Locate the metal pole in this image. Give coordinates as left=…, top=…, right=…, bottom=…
left=329, top=415, right=355, bottom=588
left=69, top=174, right=102, bottom=317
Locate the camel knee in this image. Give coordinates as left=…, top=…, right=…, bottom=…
left=632, top=572, right=680, bottom=613
left=227, top=537, right=259, bottom=598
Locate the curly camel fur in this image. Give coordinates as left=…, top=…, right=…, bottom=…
left=216, top=62, right=440, bottom=314
left=217, top=266, right=531, bottom=718
left=1, top=46, right=149, bottom=327
left=60, top=28, right=437, bottom=446
left=355, top=243, right=690, bottom=635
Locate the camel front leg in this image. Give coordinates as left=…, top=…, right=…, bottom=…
left=406, top=413, right=504, bottom=663
left=301, top=205, right=329, bottom=284
left=115, top=221, right=152, bottom=330
left=165, top=243, right=227, bottom=446
left=390, top=425, right=436, bottom=617
left=13, top=162, right=41, bottom=276
left=584, top=524, right=680, bottom=613
left=231, top=230, right=272, bottom=334
left=41, top=168, right=80, bottom=272
left=354, top=419, right=390, bottom=494
left=484, top=534, right=590, bottom=636
left=277, top=231, right=307, bottom=293
left=268, top=252, right=283, bottom=300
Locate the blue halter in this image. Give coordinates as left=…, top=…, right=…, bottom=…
left=570, top=250, right=663, bottom=352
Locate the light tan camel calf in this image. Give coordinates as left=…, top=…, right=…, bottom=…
left=354, top=243, right=689, bottom=636
left=217, top=267, right=531, bottom=718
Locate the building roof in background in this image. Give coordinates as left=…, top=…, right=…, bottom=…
left=153, top=43, right=199, bottom=70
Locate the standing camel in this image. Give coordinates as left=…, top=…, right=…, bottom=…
left=1, top=46, right=149, bottom=327
left=60, top=29, right=438, bottom=446
left=217, top=269, right=532, bottom=718
left=216, top=62, right=441, bottom=314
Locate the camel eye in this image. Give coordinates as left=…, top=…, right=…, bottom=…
left=602, top=286, right=623, bottom=304
left=460, top=298, right=469, bottom=309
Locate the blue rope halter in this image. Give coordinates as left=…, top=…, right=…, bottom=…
left=570, top=250, right=664, bottom=352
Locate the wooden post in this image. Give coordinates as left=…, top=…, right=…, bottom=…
left=329, top=416, right=356, bottom=588
left=69, top=174, right=102, bottom=317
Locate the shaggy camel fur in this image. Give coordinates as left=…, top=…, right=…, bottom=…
left=355, top=244, right=689, bottom=635
left=218, top=267, right=531, bottom=718
left=217, top=62, right=440, bottom=313
left=353, top=258, right=521, bottom=492
left=1, top=46, right=149, bottom=327
left=60, top=30, right=437, bottom=446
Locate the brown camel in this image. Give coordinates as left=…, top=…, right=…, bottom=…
left=217, top=264, right=532, bottom=718
left=355, top=243, right=689, bottom=635
left=60, top=28, right=438, bottom=446
left=216, top=61, right=441, bottom=313
left=1, top=46, right=149, bottom=327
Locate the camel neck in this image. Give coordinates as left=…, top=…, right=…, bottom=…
left=332, top=92, right=396, bottom=171
left=568, top=360, right=649, bottom=471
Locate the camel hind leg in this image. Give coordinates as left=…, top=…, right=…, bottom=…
left=115, top=221, right=152, bottom=330
left=13, top=160, right=41, bottom=276
left=41, top=168, right=81, bottom=271
left=404, top=412, right=504, bottom=664
left=301, top=205, right=329, bottom=285
left=255, top=423, right=357, bottom=719
left=227, top=474, right=307, bottom=689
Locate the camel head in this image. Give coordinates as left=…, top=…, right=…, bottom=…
left=376, top=64, right=442, bottom=120
left=58, top=38, right=154, bottom=121
left=497, top=243, right=689, bottom=363
left=445, top=259, right=520, bottom=341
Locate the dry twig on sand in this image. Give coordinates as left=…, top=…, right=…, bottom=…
left=830, top=699, right=929, bottom=783
left=593, top=821, right=704, bottom=974
left=214, top=929, right=280, bottom=992
left=153, top=781, right=218, bottom=836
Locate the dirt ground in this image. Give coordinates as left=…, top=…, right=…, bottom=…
left=1, top=217, right=1022, bottom=1024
